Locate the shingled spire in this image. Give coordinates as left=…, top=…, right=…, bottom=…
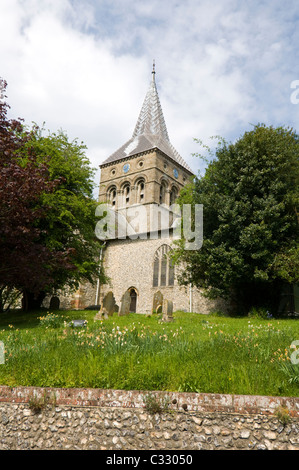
left=100, top=64, right=193, bottom=174
left=132, top=61, right=170, bottom=141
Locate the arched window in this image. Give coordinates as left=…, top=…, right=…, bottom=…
left=160, top=181, right=168, bottom=205
left=122, top=183, right=130, bottom=206
left=107, top=186, right=117, bottom=206
left=152, top=244, right=175, bottom=287
left=136, top=179, right=145, bottom=203
left=170, top=186, right=178, bottom=205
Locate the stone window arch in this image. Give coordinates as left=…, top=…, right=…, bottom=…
left=107, top=185, right=117, bottom=206
left=160, top=180, right=168, bottom=205
left=136, top=178, right=145, bottom=203
left=121, top=182, right=131, bottom=206
left=152, top=244, right=175, bottom=287
left=170, top=185, right=179, bottom=205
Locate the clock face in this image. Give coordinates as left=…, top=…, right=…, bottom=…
left=173, top=168, right=179, bottom=179
left=123, top=163, right=130, bottom=174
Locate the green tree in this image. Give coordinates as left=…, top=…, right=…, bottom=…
left=0, top=78, right=105, bottom=311
left=21, top=126, right=105, bottom=309
left=173, top=124, right=299, bottom=315
left=0, top=80, right=63, bottom=312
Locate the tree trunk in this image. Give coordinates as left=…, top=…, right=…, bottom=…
left=22, top=290, right=46, bottom=311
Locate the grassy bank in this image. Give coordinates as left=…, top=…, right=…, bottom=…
left=0, top=309, right=298, bottom=397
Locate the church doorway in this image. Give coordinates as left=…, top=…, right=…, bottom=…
left=129, top=288, right=137, bottom=313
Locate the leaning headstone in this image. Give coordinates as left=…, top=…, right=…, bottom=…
left=162, top=299, right=174, bottom=322
left=152, top=291, right=163, bottom=314
left=119, top=290, right=131, bottom=316
left=94, top=308, right=109, bottom=320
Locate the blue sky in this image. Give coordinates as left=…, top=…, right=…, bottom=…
left=1, top=0, right=299, bottom=188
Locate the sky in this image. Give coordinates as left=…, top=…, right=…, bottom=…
left=1, top=0, right=299, bottom=193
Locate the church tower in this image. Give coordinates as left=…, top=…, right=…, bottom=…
left=95, top=64, right=199, bottom=314
left=98, top=63, right=193, bottom=213
left=44, top=65, right=227, bottom=315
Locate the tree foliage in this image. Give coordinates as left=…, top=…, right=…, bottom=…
left=173, top=124, right=299, bottom=314
left=25, top=127, right=104, bottom=298
left=0, top=79, right=61, bottom=308
left=0, top=79, right=104, bottom=311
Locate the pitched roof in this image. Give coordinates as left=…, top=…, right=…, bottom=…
left=100, top=67, right=193, bottom=174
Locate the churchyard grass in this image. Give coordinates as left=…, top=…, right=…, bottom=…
left=0, top=309, right=298, bottom=397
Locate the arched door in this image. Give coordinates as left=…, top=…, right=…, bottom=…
left=129, top=288, right=137, bottom=313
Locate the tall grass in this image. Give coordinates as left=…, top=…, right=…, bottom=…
left=0, top=310, right=298, bottom=397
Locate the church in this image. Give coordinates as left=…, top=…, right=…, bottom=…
left=51, top=65, right=226, bottom=315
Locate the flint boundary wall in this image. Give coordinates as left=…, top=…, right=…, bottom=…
left=0, top=386, right=298, bottom=450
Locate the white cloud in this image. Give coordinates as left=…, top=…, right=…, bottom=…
left=1, top=0, right=299, bottom=187
left=0, top=0, right=149, bottom=187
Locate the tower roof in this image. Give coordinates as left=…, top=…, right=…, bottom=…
left=132, top=63, right=169, bottom=141
left=100, top=66, right=193, bottom=174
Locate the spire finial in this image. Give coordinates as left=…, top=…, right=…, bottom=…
left=152, top=59, right=156, bottom=80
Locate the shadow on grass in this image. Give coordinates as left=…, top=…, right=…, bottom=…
left=0, top=308, right=93, bottom=331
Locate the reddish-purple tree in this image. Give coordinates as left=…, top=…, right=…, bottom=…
left=0, top=79, right=72, bottom=311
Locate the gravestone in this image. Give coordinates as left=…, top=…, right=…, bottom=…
left=94, top=291, right=117, bottom=320
left=162, top=299, right=174, bottom=322
left=95, top=308, right=109, bottom=320
left=119, top=290, right=131, bottom=316
left=102, top=291, right=117, bottom=316
left=49, top=296, right=60, bottom=310
left=68, top=319, right=87, bottom=328
left=95, top=291, right=118, bottom=320
left=152, top=291, right=163, bottom=314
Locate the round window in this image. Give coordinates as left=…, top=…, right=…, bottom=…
left=123, top=163, right=130, bottom=174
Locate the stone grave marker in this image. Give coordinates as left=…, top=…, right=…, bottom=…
left=49, top=296, right=60, bottom=310
left=162, top=299, right=174, bottom=322
left=95, top=291, right=117, bottom=320
left=152, top=291, right=163, bottom=314
left=103, top=291, right=117, bottom=316
left=119, top=290, right=131, bottom=316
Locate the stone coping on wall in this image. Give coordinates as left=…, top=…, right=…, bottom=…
left=0, top=386, right=298, bottom=417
